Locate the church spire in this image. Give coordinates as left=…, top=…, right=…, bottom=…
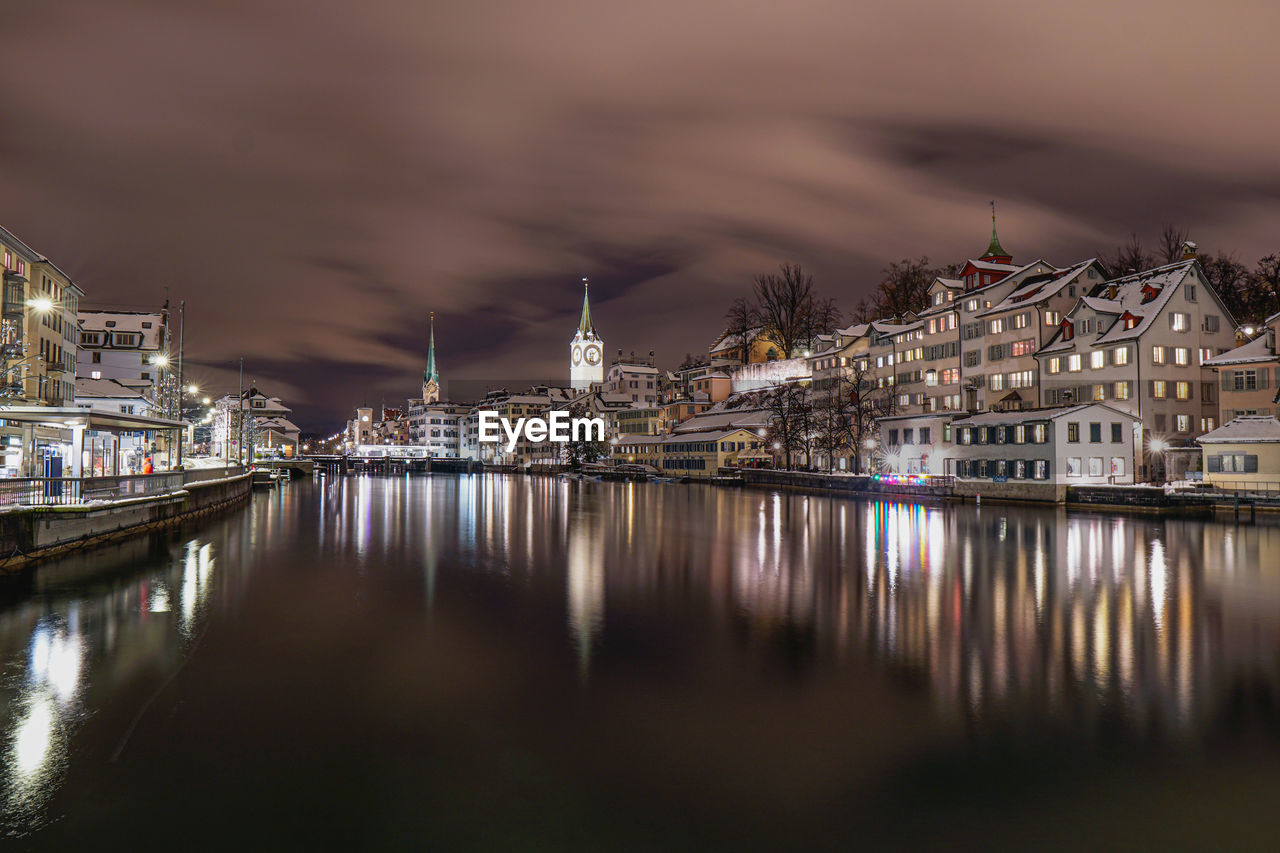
left=981, top=200, right=1011, bottom=261
left=424, top=312, right=439, bottom=385
left=578, top=277, right=595, bottom=336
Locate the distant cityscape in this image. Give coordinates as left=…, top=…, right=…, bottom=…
left=5, top=215, right=1278, bottom=499
left=330, top=220, right=1280, bottom=498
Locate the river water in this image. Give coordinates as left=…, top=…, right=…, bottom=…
left=3, top=474, right=1280, bottom=849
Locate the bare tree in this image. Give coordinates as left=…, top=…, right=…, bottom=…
left=1256, top=254, right=1280, bottom=320
left=1157, top=224, right=1191, bottom=265
left=872, top=257, right=940, bottom=319
left=841, top=361, right=892, bottom=474
left=1103, top=233, right=1154, bottom=278
left=803, top=296, right=843, bottom=347
left=1200, top=252, right=1253, bottom=321
left=848, top=297, right=876, bottom=325
left=723, top=297, right=759, bottom=365
left=754, top=263, right=818, bottom=359
left=764, top=383, right=812, bottom=470
left=561, top=402, right=607, bottom=471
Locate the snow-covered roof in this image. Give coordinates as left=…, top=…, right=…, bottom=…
left=951, top=403, right=1136, bottom=427
left=710, top=327, right=763, bottom=353
left=672, top=408, right=770, bottom=434
left=1197, top=416, right=1280, bottom=444
left=78, top=310, right=166, bottom=350
left=257, top=417, right=301, bottom=435
left=979, top=259, right=1097, bottom=317
left=1203, top=332, right=1277, bottom=367
left=74, top=376, right=147, bottom=401
left=1091, top=261, right=1196, bottom=345
left=966, top=259, right=1019, bottom=273
left=870, top=319, right=921, bottom=336
left=612, top=363, right=659, bottom=374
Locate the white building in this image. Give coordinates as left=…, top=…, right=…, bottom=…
left=214, top=387, right=297, bottom=460
left=1036, top=257, right=1237, bottom=480
left=76, top=310, right=168, bottom=404
left=951, top=403, right=1140, bottom=497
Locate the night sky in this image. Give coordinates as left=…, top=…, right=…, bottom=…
left=3, top=0, right=1279, bottom=431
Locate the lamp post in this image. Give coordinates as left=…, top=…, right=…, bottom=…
left=175, top=300, right=185, bottom=469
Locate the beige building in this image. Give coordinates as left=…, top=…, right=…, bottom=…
left=1204, top=313, right=1279, bottom=422
left=1198, top=416, right=1280, bottom=490
left=612, top=427, right=765, bottom=477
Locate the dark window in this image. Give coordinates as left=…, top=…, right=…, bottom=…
left=1089, top=423, right=1101, bottom=443
left=1111, top=423, right=1122, bottom=443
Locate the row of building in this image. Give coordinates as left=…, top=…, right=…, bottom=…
left=1, top=223, right=303, bottom=478
left=344, top=222, right=1280, bottom=492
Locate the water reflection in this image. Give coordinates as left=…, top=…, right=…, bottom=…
left=0, top=520, right=237, bottom=832
left=1, top=475, right=1279, bottom=841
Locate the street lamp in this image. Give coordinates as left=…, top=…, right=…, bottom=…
left=26, top=296, right=54, bottom=313
left=1148, top=437, right=1169, bottom=483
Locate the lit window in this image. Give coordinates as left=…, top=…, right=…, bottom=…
left=1091, top=350, right=1105, bottom=369
left=1175, top=381, right=1190, bottom=400
left=1114, top=346, right=1129, bottom=366
left=1047, top=357, right=1061, bottom=375
left=1152, top=346, right=1166, bottom=364
left=1152, top=380, right=1167, bottom=399
left=1174, top=347, right=1189, bottom=366
left=1068, top=354, right=1082, bottom=372
left=1176, top=414, right=1191, bottom=432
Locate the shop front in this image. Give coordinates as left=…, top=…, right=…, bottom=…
left=0, top=407, right=183, bottom=478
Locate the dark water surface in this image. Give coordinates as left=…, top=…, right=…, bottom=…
left=4, top=474, right=1280, bottom=850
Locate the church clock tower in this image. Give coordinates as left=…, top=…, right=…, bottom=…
left=423, top=312, right=440, bottom=403
left=570, top=277, right=604, bottom=390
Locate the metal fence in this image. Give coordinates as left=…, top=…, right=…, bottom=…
left=0, top=466, right=246, bottom=509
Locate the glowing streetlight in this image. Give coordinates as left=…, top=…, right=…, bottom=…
left=202, top=396, right=211, bottom=404
left=1148, top=438, right=1169, bottom=454
left=187, top=384, right=199, bottom=394
left=152, top=354, right=170, bottom=367
left=26, top=296, right=54, bottom=313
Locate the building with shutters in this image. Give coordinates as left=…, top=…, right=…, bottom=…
left=1204, top=312, right=1279, bottom=422
left=1198, top=416, right=1280, bottom=490
left=1034, top=257, right=1237, bottom=480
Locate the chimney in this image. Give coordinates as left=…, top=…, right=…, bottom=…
left=1181, top=240, right=1198, bottom=261
left=1107, top=284, right=1118, bottom=300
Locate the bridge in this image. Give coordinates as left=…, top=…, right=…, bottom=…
left=303, top=449, right=483, bottom=475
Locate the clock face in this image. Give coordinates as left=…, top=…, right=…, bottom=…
left=584, top=345, right=601, bottom=366
left=572, top=345, right=583, bottom=366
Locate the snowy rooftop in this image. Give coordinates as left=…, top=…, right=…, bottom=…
left=74, top=376, right=147, bottom=401
left=78, top=310, right=166, bottom=349
left=1203, top=331, right=1277, bottom=367
left=951, top=403, right=1134, bottom=426
left=979, top=259, right=1095, bottom=317
left=1197, top=416, right=1280, bottom=444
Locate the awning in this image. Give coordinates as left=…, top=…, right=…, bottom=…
left=0, top=406, right=183, bottom=432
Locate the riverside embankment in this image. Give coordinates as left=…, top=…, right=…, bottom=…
left=0, top=467, right=251, bottom=573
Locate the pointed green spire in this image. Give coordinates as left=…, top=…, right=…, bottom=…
left=578, top=277, right=595, bottom=335
left=981, top=200, right=1010, bottom=260
left=424, top=312, right=439, bottom=384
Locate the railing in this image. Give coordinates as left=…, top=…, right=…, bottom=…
left=0, top=466, right=246, bottom=509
